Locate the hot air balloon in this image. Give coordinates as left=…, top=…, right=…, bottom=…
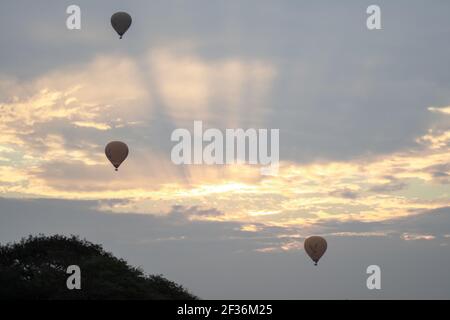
left=111, top=12, right=132, bottom=39
left=304, top=236, right=327, bottom=266
left=105, top=141, right=129, bottom=171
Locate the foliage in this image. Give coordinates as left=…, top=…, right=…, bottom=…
left=0, top=234, right=197, bottom=300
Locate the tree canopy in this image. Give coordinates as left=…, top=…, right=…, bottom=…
left=0, top=234, right=197, bottom=300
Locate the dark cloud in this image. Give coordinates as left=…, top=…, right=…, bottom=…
left=316, top=207, right=450, bottom=240
left=432, top=172, right=449, bottom=178
left=424, top=163, right=450, bottom=183
left=368, top=175, right=407, bottom=193
left=369, top=182, right=407, bottom=193
left=170, top=205, right=224, bottom=219
left=329, top=189, right=359, bottom=199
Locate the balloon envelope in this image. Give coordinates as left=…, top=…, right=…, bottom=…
left=105, top=141, right=129, bottom=171
left=111, top=12, right=132, bottom=39
left=304, top=236, right=327, bottom=266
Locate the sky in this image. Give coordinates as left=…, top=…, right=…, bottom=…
left=0, top=0, right=449, bottom=299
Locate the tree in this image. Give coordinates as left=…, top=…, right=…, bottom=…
left=0, top=234, right=197, bottom=300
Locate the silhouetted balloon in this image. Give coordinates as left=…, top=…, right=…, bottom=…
left=304, top=236, right=327, bottom=266
left=111, top=12, right=132, bottom=39
left=105, top=141, right=129, bottom=171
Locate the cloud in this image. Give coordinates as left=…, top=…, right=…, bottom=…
left=0, top=54, right=153, bottom=195
left=0, top=46, right=278, bottom=200
left=417, top=130, right=450, bottom=150
left=401, top=233, right=436, bottom=241
left=314, top=206, right=450, bottom=242
left=148, top=48, right=276, bottom=127
left=0, top=44, right=449, bottom=232
left=1, top=118, right=448, bottom=228
left=240, top=224, right=262, bottom=232
left=326, top=232, right=388, bottom=237
left=0, top=55, right=151, bottom=138
left=428, top=106, right=450, bottom=115
left=169, top=205, right=224, bottom=221
left=329, top=189, right=360, bottom=199
left=254, top=241, right=303, bottom=253
left=72, top=121, right=112, bottom=131
left=369, top=179, right=407, bottom=193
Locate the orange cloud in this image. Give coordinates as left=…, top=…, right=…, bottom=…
left=0, top=50, right=449, bottom=232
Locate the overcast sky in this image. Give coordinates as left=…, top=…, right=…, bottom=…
left=0, top=0, right=449, bottom=299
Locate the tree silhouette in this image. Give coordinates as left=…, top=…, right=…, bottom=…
left=0, top=234, right=197, bottom=300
